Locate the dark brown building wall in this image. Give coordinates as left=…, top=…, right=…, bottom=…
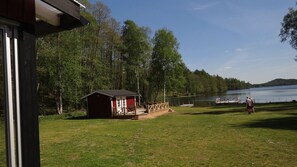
left=87, top=94, right=112, bottom=118
left=0, top=0, right=35, bottom=24
left=18, top=25, right=40, bottom=167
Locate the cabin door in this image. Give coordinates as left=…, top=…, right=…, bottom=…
left=116, top=97, right=126, bottom=114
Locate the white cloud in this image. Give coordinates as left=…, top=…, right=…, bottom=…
left=235, top=48, right=243, bottom=52
left=224, top=66, right=232, bottom=69
left=193, top=2, right=220, bottom=11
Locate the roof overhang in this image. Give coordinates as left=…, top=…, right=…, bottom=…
left=35, top=0, right=89, bottom=37
left=81, top=90, right=140, bottom=100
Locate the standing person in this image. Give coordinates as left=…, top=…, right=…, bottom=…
left=246, top=97, right=252, bottom=114
left=250, top=97, right=255, bottom=113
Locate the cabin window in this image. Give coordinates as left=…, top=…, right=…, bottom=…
left=117, top=99, right=121, bottom=108
left=116, top=97, right=127, bottom=114
left=122, top=98, right=126, bottom=108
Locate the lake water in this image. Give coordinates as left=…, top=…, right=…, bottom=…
left=169, top=85, right=297, bottom=106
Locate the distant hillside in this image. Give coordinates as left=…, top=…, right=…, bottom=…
left=253, top=78, right=297, bottom=87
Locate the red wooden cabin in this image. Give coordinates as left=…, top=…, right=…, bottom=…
left=82, top=90, right=139, bottom=118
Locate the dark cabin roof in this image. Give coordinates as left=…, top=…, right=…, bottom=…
left=82, top=90, right=139, bottom=99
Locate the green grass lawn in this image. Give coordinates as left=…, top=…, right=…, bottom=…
left=39, top=103, right=297, bottom=167
left=0, top=117, right=6, bottom=167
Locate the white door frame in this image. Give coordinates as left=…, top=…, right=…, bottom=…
left=116, top=97, right=126, bottom=115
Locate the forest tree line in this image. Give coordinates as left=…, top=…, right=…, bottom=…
left=36, top=0, right=250, bottom=114
left=253, top=79, right=297, bottom=87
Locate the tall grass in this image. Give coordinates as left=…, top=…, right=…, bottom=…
left=38, top=102, right=297, bottom=166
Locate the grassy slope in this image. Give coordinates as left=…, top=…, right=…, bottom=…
left=39, top=103, right=297, bottom=167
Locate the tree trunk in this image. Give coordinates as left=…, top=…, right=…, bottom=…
left=56, top=32, right=63, bottom=115
left=56, top=91, right=63, bottom=114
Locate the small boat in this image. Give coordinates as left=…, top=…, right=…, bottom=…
left=180, top=104, right=194, bottom=107
left=215, top=97, right=240, bottom=104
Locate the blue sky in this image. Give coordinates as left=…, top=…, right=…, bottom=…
left=90, top=0, right=296, bottom=84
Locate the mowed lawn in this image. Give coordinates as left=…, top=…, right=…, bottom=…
left=39, top=103, right=297, bottom=167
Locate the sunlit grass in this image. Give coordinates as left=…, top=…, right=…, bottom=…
left=39, top=103, right=297, bottom=166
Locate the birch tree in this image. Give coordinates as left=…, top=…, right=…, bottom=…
left=280, top=4, right=297, bottom=61
left=149, top=28, right=186, bottom=102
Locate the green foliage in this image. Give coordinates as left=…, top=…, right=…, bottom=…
left=149, top=29, right=186, bottom=101
left=184, top=69, right=228, bottom=95
left=121, top=20, right=152, bottom=101
left=37, top=31, right=83, bottom=114
left=280, top=4, right=297, bottom=61
left=225, top=77, right=251, bottom=90
left=37, top=1, right=124, bottom=114
left=253, top=78, right=297, bottom=87
left=280, top=6, right=297, bottom=50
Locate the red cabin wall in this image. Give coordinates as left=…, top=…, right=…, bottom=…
left=126, top=96, right=135, bottom=108
left=111, top=96, right=135, bottom=112
left=112, top=98, right=116, bottom=111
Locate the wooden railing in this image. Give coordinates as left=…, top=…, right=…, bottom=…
left=147, top=102, right=169, bottom=113
left=112, top=106, right=136, bottom=116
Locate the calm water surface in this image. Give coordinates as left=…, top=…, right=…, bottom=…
left=226, top=85, right=297, bottom=103
left=169, top=85, right=297, bottom=105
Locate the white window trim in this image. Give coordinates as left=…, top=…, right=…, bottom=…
left=13, top=28, right=22, bottom=167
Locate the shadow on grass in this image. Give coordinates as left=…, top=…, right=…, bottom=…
left=182, top=102, right=297, bottom=115
left=67, top=115, right=87, bottom=120
left=182, top=108, right=243, bottom=115
left=66, top=116, right=119, bottom=120
left=233, top=116, right=297, bottom=131
left=256, top=105, right=297, bottom=112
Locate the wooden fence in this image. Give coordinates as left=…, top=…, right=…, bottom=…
left=112, top=106, right=136, bottom=116
left=147, top=102, right=169, bottom=113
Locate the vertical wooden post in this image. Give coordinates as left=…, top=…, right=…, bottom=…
left=134, top=96, right=137, bottom=116
left=18, top=26, right=40, bottom=167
